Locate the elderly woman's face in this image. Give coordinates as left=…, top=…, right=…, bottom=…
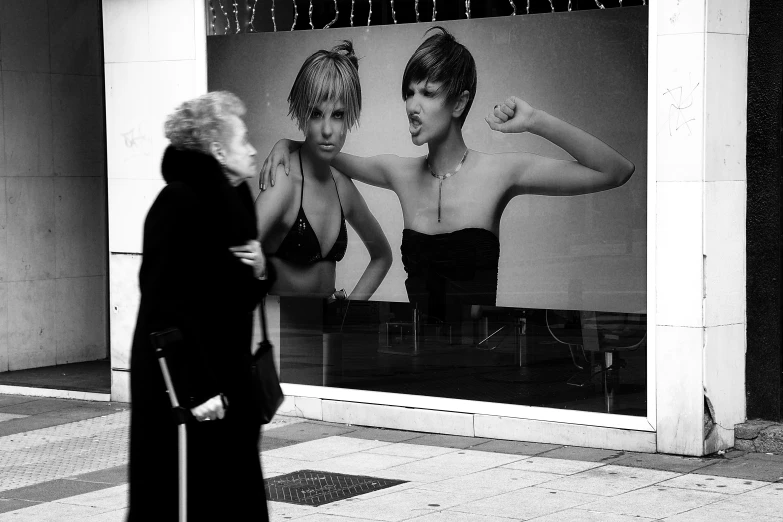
left=218, top=115, right=257, bottom=186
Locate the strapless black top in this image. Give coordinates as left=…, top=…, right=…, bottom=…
left=400, top=228, right=500, bottom=322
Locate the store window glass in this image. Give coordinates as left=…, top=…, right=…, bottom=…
left=208, top=0, right=648, bottom=417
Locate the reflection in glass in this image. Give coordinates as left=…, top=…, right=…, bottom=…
left=278, top=298, right=646, bottom=416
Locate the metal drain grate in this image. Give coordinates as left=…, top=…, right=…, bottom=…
left=265, top=470, right=407, bottom=506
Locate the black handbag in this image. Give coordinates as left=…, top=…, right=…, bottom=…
left=251, top=298, right=284, bottom=424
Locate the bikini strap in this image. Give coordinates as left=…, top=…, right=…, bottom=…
left=298, top=149, right=305, bottom=209
left=330, top=172, right=344, bottom=216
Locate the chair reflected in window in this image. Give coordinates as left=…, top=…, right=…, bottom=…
left=546, top=309, right=646, bottom=413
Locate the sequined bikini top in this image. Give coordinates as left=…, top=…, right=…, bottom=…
left=271, top=150, right=348, bottom=265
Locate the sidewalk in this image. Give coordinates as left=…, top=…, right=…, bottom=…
left=0, top=394, right=781, bottom=521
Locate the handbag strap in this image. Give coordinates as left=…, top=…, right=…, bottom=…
left=258, top=298, right=269, bottom=343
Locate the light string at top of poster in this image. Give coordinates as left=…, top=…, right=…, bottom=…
left=267, top=0, right=275, bottom=32
left=432, top=0, right=437, bottom=22
left=309, top=0, right=314, bottom=29
left=351, top=0, right=355, bottom=26
left=248, top=0, right=259, bottom=32
left=594, top=0, right=606, bottom=9
left=217, top=0, right=230, bottom=33
left=209, top=0, right=217, bottom=33
left=465, top=0, right=470, bottom=19
left=390, top=0, right=397, bottom=23
left=368, top=0, right=372, bottom=26
left=233, top=0, right=240, bottom=33
left=324, top=0, right=339, bottom=29
left=291, top=0, right=298, bottom=30
left=508, top=1, right=516, bottom=15
left=415, top=0, right=420, bottom=22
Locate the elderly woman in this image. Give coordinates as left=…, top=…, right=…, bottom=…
left=128, top=91, right=269, bottom=521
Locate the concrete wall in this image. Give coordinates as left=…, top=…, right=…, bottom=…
left=0, top=0, right=107, bottom=373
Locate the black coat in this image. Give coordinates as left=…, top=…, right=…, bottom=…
left=128, top=146, right=270, bottom=521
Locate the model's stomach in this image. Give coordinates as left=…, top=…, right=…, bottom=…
left=268, top=257, right=337, bottom=299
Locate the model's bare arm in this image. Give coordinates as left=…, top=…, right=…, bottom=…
left=485, top=96, right=635, bottom=196
left=254, top=168, right=291, bottom=249
left=339, top=176, right=392, bottom=300
left=259, top=138, right=396, bottom=191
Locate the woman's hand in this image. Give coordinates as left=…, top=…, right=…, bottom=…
left=485, top=96, right=538, bottom=134
left=230, top=240, right=267, bottom=279
left=259, top=139, right=294, bottom=190
left=191, top=394, right=228, bottom=422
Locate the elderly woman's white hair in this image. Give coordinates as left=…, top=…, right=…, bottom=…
left=164, top=91, right=246, bottom=154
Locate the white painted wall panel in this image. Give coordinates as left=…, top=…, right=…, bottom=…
left=655, top=181, right=703, bottom=328
left=656, top=33, right=705, bottom=183
left=703, top=322, right=745, bottom=454
left=109, top=253, right=142, bottom=371
left=704, top=33, right=747, bottom=182
left=704, top=181, right=746, bottom=327
left=656, top=325, right=704, bottom=456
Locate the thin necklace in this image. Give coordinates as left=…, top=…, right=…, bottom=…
left=427, top=148, right=469, bottom=223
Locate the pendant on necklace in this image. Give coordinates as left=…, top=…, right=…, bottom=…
left=427, top=148, right=469, bottom=223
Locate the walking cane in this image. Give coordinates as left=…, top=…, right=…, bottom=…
left=150, top=328, right=188, bottom=522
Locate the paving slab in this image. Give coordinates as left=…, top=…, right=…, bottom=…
left=529, top=509, right=658, bottom=522
left=543, top=464, right=679, bottom=497
left=503, top=456, right=605, bottom=475
left=0, top=397, right=37, bottom=408
left=611, top=452, right=717, bottom=474
left=260, top=421, right=357, bottom=443
left=0, top=478, right=111, bottom=503
left=0, top=413, right=27, bottom=422
left=470, top=439, right=562, bottom=456
left=377, top=449, right=524, bottom=481
left=452, top=485, right=597, bottom=520
left=264, top=435, right=391, bottom=462
left=708, top=484, right=783, bottom=518
left=405, top=511, right=520, bottom=521
left=537, top=445, right=628, bottom=463
left=0, top=498, right=39, bottom=515
left=70, top=465, right=128, bottom=485
left=418, top=467, right=560, bottom=494
left=260, top=435, right=303, bottom=451
left=364, top=442, right=460, bottom=460
left=407, top=434, right=491, bottom=449
left=662, top=505, right=783, bottom=521
left=305, top=451, right=417, bottom=475
left=0, top=399, right=78, bottom=416
left=658, top=473, right=768, bottom=495
left=319, top=486, right=494, bottom=522
left=693, top=455, right=783, bottom=482
left=0, top=416, right=75, bottom=437
left=342, top=427, right=425, bottom=443
left=581, top=485, right=727, bottom=519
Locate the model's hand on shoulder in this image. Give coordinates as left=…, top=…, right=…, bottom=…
left=259, top=139, right=296, bottom=191
left=485, top=96, right=537, bottom=134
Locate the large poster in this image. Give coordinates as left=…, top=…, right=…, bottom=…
left=208, top=8, right=647, bottom=314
